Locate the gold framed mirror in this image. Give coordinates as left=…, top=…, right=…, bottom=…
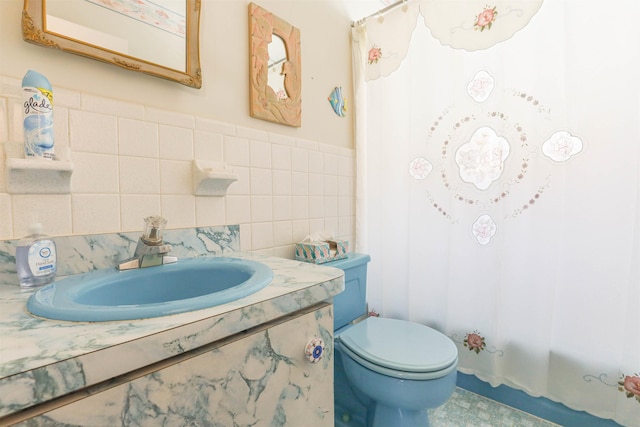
left=22, top=0, right=202, bottom=89
left=249, top=3, right=301, bottom=127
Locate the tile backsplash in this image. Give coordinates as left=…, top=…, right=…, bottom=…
left=0, top=225, right=240, bottom=286
left=0, top=75, right=355, bottom=258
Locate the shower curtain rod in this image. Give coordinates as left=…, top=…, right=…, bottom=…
left=350, top=0, right=412, bottom=27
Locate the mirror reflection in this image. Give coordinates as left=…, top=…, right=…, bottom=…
left=22, top=0, right=202, bottom=88
left=46, top=0, right=186, bottom=72
left=267, top=34, right=287, bottom=99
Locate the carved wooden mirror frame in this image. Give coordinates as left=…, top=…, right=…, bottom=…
left=22, top=0, right=202, bottom=89
left=249, top=3, right=301, bottom=127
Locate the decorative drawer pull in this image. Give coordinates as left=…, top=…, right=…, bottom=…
left=305, top=338, right=325, bottom=363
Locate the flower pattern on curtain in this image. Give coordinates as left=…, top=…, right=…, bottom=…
left=351, top=1, right=640, bottom=425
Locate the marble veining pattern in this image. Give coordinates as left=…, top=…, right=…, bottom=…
left=0, top=226, right=344, bottom=421
left=0, top=225, right=241, bottom=284
left=16, top=305, right=334, bottom=427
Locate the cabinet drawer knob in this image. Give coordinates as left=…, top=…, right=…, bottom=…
left=305, top=338, right=325, bottom=363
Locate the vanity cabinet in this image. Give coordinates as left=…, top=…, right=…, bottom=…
left=15, top=303, right=334, bottom=427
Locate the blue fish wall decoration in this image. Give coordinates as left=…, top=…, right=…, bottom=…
left=328, top=86, right=347, bottom=117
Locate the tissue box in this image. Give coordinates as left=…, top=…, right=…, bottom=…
left=295, top=239, right=349, bottom=264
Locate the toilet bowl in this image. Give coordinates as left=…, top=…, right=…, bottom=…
left=326, top=254, right=458, bottom=427
left=336, top=316, right=458, bottom=427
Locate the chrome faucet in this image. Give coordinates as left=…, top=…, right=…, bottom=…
left=118, top=215, right=178, bottom=270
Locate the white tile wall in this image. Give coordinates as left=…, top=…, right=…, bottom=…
left=0, top=76, right=355, bottom=256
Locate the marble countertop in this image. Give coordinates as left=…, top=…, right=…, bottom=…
left=0, top=253, right=344, bottom=419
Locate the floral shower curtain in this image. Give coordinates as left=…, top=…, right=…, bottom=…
left=351, top=1, right=640, bottom=425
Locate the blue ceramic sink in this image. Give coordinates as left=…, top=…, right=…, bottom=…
left=26, top=257, right=273, bottom=322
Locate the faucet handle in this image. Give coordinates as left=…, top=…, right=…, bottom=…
left=162, top=256, right=178, bottom=265
left=138, top=253, right=178, bottom=269
left=118, top=216, right=175, bottom=271
left=142, top=215, right=167, bottom=244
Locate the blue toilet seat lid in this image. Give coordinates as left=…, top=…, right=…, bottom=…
left=339, top=317, right=458, bottom=373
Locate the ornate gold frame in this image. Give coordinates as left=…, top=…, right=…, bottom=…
left=22, top=0, right=202, bottom=89
left=249, top=3, right=301, bottom=127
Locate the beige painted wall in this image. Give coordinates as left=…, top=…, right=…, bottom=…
left=0, top=0, right=356, bottom=148
left=0, top=0, right=371, bottom=254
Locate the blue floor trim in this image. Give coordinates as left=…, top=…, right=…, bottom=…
left=457, top=373, right=623, bottom=427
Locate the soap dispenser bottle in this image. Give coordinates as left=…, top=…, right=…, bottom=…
left=15, top=223, right=57, bottom=288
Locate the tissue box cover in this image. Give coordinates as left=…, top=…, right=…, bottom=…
left=295, top=239, right=349, bottom=264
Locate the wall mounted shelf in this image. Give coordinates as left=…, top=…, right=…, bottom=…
left=5, top=158, right=74, bottom=194
left=192, top=160, right=238, bottom=196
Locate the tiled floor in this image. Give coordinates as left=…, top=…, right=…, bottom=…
left=429, top=388, right=561, bottom=427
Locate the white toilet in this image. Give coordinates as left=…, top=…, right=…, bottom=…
left=326, top=253, right=458, bottom=427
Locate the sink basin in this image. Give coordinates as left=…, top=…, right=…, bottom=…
left=26, top=257, right=274, bottom=322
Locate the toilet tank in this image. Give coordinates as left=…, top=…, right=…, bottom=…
left=324, top=253, right=371, bottom=330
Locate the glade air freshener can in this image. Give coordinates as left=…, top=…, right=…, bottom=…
left=22, top=69, right=55, bottom=160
